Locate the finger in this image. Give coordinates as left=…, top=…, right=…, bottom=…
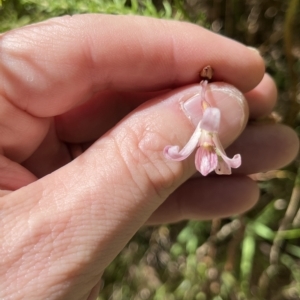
left=22, top=83, right=247, bottom=179
left=146, top=176, right=259, bottom=224
left=0, top=94, right=49, bottom=162
left=13, top=72, right=276, bottom=172
left=147, top=121, right=299, bottom=226
left=228, top=123, right=299, bottom=174
left=0, top=155, right=37, bottom=190
left=87, top=279, right=102, bottom=300
left=1, top=83, right=247, bottom=298
left=0, top=14, right=264, bottom=117
left=245, top=73, right=277, bottom=119
left=23, top=73, right=276, bottom=179
left=18, top=82, right=288, bottom=181
left=22, top=121, right=71, bottom=178
left=55, top=74, right=275, bottom=144
left=55, top=90, right=169, bottom=143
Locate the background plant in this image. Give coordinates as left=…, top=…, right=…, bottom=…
left=0, top=1, right=299, bottom=299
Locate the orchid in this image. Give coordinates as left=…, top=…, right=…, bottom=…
left=164, top=107, right=241, bottom=176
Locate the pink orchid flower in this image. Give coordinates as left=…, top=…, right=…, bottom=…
left=164, top=107, right=241, bottom=176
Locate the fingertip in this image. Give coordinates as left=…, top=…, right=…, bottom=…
left=185, top=176, right=260, bottom=219
left=206, top=83, right=249, bottom=146
left=147, top=176, right=259, bottom=224
left=280, top=124, right=300, bottom=165
left=234, top=176, right=260, bottom=212
left=245, top=73, right=277, bottom=119
left=210, top=41, right=265, bottom=92
left=244, top=46, right=266, bottom=91
left=246, top=46, right=266, bottom=89
left=228, top=124, right=299, bottom=174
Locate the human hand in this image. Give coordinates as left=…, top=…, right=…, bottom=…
left=0, top=14, right=298, bottom=300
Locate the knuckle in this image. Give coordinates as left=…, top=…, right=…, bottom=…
left=110, top=122, right=184, bottom=201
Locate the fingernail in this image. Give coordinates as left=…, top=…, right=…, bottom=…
left=182, top=88, right=205, bottom=126
left=247, top=46, right=261, bottom=56
left=182, top=83, right=247, bottom=130
left=208, top=83, right=248, bottom=137
left=182, top=84, right=205, bottom=126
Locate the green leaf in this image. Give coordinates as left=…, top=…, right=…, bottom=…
left=286, top=244, right=300, bottom=258
left=277, top=228, right=300, bottom=239
left=240, top=233, right=256, bottom=295
left=253, top=222, right=275, bottom=240
left=162, top=1, right=172, bottom=18
left=186, top=235, right=198, bottom=254
left=177, top=226, right=194, bottom=244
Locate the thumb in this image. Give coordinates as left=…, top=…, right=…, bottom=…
left=2, top=83, right=247, bottom=298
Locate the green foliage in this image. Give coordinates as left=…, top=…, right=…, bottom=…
left=1, top=0, right=299, bottom=299
left=0, top=0, right=195, bottom=32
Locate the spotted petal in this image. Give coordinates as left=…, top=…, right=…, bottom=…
left=212, top=134, right=241, bottom=174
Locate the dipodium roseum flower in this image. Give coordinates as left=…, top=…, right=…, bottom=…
left=163, top=107, right=241, bottom=176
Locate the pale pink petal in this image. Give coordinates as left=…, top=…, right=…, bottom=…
left=200, top=80, right=208, bottom=102
left=212, top=134, right=242, bottom=169
left=222, top=154, right=242, bottom=169
left=195, top=147, right=218, bottom=176
left=215, top=153, right=241, bottom=175
left=215, top=160, right=231, bottom=175
left=164, top=123, right=202, bottom=161
left=200, top=107, right=220, bottom=133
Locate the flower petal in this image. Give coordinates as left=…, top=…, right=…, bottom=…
left=200, top=80, right=208, bottom=104
left=215, top=160, right=231, bottom=175
left=164, top=123, right=202, bottom=161
left=200, top=107, right=220, bottom=133
left=195, top=146, right=218, bottom=176
left=212, top=134, right=242, bottom=169
left=223, top=154, right=242, bottom=169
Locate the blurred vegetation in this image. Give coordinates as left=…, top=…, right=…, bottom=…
left=0, top=0, right=299, bottom=299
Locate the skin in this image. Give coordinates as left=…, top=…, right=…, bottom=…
left=0, top=14, right=298, bottom=300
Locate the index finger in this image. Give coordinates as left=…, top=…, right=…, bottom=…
left=0, top=14, right=265, bottom=117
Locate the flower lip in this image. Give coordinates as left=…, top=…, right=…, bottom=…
left=195, top=146, right=218, bottom=176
